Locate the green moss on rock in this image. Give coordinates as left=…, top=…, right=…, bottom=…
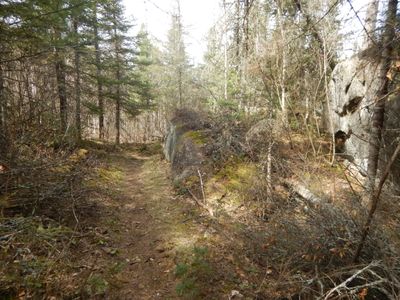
left=183, top=130, right=208, bottom=145
left=213, top=161, right=257, bottom=192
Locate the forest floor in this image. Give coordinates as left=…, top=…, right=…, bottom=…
left=84, top=145, right=181, bottom=299
left=2, top=142, right=277, bottom=299
left=3, top=139, right=399, bottom=299
left=77, top=144, right=258, bottom=299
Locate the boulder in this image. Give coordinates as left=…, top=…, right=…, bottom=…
left=328, top=55, right=400, bottom=175
left=163, top=109, right=209, bottom=187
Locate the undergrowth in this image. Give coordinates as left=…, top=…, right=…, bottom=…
left=175, top=246, right=214, bottom=299
left=0, top=142, right=101, bottom=298
left=169, top=109, right=400, bottom=299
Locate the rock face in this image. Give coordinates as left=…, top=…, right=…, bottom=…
left=163, top=109, right=208, bottom=186
left=328, top=55, right=400, bottom=174
left=164, top=124, right=177, bottom=162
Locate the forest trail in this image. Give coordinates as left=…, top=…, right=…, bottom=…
left=88, top=145, right=203, bottom=299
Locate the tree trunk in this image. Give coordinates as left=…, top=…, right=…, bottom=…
left=113, top=13, right=121, bottom=145
left=0, top=65, right=5, bottom=138
left=355, top=142, right=400, bottom=262
left=243, top=0, right=252, bottom=57
left=277, top=1, right=287, bottom=124
left=74, top=19, right=82, bottom=141
left=0, top=64, right=7, bottom=158
left=23, top=66, right=34, bottom=123
left=55, top=45, right=68, bottom=134
left=115, top=68, right=121, bottom=145
left=366, top=0, right=398, bottom=199
left=178, top=68, right=183, bottom=107
left=94, top=5, right=104, bottom=140
left=235, top=0, right=241, bottom=71
left=223, top=0, right=228, bottom=102
left=177, top=2, right=183, bottom=107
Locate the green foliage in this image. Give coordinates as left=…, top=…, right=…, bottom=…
left=108, top=262, right=126, bottom=275
left=0, top=217, right=76, bottom=297
left=174, top=246, right=213, bottom=298
left=86, top=274, right=109, bottom=296
left=176, top=278, right=197, bottom=298
left=175, top=263, right=190, bottom=277
left=134, top=27, right=156, bottom=105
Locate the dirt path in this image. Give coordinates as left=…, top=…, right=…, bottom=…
left=78, top=145, right=268, bottom=299
left=85, top=146, right=206, bottom=299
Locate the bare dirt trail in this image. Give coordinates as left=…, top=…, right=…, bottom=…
left=87, top=146, right=205, bottom=299
left=79, top=144, right=267, bottom=300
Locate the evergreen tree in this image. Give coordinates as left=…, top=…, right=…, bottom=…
left=135, top=26, right=155, bottom=107
left=102, top=0, right=134, bottom=144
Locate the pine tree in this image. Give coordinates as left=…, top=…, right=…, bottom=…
left=101, top=0, right=133, bottom=144
left=135, top=27, right=155, bottom=107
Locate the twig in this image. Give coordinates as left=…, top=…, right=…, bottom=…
left=197, top=169, right=206, bottom=203
left=70, top=181, right=79, bottom=227
left=340, top=164, right=361, bottom=202
left=323, top=261, right=379, bottom=299
left=354, top=142, right=400, bottom=262
left=187, top=188, right=214, bottom=217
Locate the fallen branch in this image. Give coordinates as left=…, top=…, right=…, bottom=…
left=187, top=188, right=214, bottom=217
left=323, top=261, right=379, bottom=299
left=197, top=169, right=206, bottom=203
left=284, top=179, right=325, bottom=207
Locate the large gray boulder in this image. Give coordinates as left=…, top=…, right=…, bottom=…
left=163, top=109, right=209, bottom=187
left=164, top=124, right=177, bottom=162
left=328, top=55, right=400, bottom=174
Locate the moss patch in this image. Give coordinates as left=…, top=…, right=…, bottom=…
left=97, top=167, right=123, bottom=184
left=213, top=161, right=257, bottom=192
left=183, top=130, right=208, bottom=145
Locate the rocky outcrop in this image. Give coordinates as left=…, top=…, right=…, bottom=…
left=328, top=55, right=400, bottom=174
left=164, top=124, right=177, bottom=162
left=163, top=109, right=209, bottom=186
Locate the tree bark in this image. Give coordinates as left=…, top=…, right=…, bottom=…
left=74, top=19, right=82, bottom=141
left=235, top=0, right=241, bottom=71
left=115, top=66, right=121, bottom=145
left=277, top=1, right=288, bottom=124
left=366, top=0, right=398, bottom=198
left=54, top=39, right=68, bottom=134
left=94, top=5, right=104, bottom=140
left=113, top=13, right=121, bottom=145
left=355, top=142, right=400, bottom=262
left=243, top=0, right=252, bottom=57
left=0, top=64, right=8, bottom=158
left=23, top=66, right=34, bottom=123
left=177, top=1, right=183, bottom=107
left=0, top=65, right=5, bottom=138
left=223, top=0, right=228, bottom=102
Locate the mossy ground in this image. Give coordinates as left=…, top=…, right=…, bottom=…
left=183, top=130, right=209, bottom=145
left=213, top=160, right=257, bottom=192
